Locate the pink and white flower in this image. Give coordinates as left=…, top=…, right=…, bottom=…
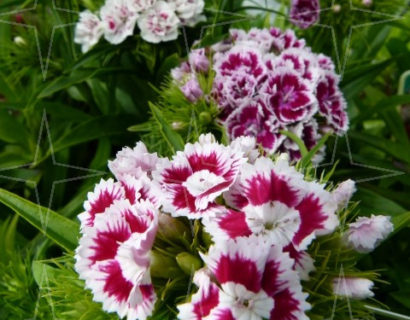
left=220, top=157, right=338, bottom=249
left=346, top=215, right=394, bottom=253
left=178, top=238, right=310, bottom=320
left=226, top=100, right=285, bottom=153
left=316, top=72, right=348, bottom=133
left=100, top=0, right=139, bottom=45
left=332, top=277, right=374, bottom=299
left=75, top=199, right=158, bottom=320
left=80, top=173, right=159, bottom=228
left=154, top=133, right=246, bottom=218
left=261, top=68, right=317, bottom=124
left=290, top=0, right=320, bottom=29
left=284, top=244, right=315, bottom=281
left=137, top=1, right=180, bottom=43
left=74, top=11, right=104, bottom=53
left=108, top=141, right=160, bottom=181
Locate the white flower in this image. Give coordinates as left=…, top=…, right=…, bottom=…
left=100, top=0, right=139, bottom=45
left=74, top=11, right=104, bottom=53
left=346, top=215, right=393, bottom=253
left=167, top=0, right=204, bottom=23
left=137, top=1, right=180, bottom=43
left=332, top=277, right=374, bottom=299
left=332, top=179, right=356, bottom=210
left=129, top=0, right=157, bottom=13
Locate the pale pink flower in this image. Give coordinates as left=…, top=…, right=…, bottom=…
left=180, top=76, right=203, bottom=102
left=346, top=215, right=393, bottom=253
left=332, top=179, right=356, bottom=210
left=333, top=277, right=374, bottom=299
left=108, top=141, right=160, bottom=181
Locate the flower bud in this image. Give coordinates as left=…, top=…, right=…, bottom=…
left=332, top=277, right=374, bottom=299
left=332, top=179, right=356, bottom=210
left=181, top=77, right=203, bottom=103
left=158, top=213, right=192, bottom=241
left=150, top=250, right=182, bottom=279
left=333, top=4, right=341, bottom=12
left=345, top=214, right=393, bottom=253
left=14, top=36, right=26, bottom=47
left=176, top=252, right=202, bottom=275
left=199, top=111, right=212, bottom=124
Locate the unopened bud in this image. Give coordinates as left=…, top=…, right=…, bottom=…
left=333, top=4, right=341, bottom=12
left=14, top=36, right=26, bottom=47
left=172, top=121, right=183, bottom=130
left=199, top=111, right=212, bottom=124
left=176, top=252, right=202, bottom=276
left=158, top=213, right=192, bottom=241
left=150, top=250, right=182, bottom=279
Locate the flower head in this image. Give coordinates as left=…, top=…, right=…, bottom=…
left=346, top=215, right=393, bottom=253
left=290, top=0, right=320, bottom=29
left=74, top=11, right=104, bottom=53
left=137, top=1, right=180, bottom=43
left=100, top=0, right=139, bottom=45
left=178, top=237, right=310, bottom=320
left=216, top=156, right=339, bottom=250
left=75, top=198, right=158, bottom=320
left=154, top=133, right=246, bottom=218
left=108, top=141, right=160, bottom=181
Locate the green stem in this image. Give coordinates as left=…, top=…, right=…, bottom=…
left=365, top=305, right=410, bottom=320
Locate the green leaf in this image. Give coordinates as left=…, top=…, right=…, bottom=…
left=391, top=211, right=410, bottom=236
left=280, top=130, right=308, bottom=157
left=0, top=188, right=79, bottom=251
left=0, top=109, right=31, bottom=146
left=38, top=69, right=98, bottom=99
left=301, top=132, right=331, bottom=167
left=341, top=60, right=393, bottom=99
left=150, top=103, right=184, bottom=153
left=52, top=115, right=135, bottom=152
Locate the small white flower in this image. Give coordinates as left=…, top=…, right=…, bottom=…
left=332, top=179, right=356, bottom=210
left=100, top=0, right=139, bottom=45
left=167, top=0, right=204, bottom=23
left=333, top=277, right=374, bottom=299
left=346, top=215, right=394, bottom=253
left=74, top=11, right=104, bottom=53
left=129, top=0, right=157, bottom=13
left=137, top=1, right=180, bottom=43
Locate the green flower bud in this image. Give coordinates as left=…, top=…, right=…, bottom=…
left=150, top=250, right=182, bottom=279
left=158, top=213, right=192, bottom=241
left=199, top=112, right=212, bottom=125
left=176, top=252, right=202, bottom=276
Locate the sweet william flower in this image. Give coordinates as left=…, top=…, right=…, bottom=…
left=178, top=237, right=310, bottom=320
left=75, top=199, right=158, bottom=320
left=188, top=48, right=210, bottom=73
left=346, top=215, right=393, bottom=253
left=217, top=156, right=339, bottom=250
left=154, top=133, right=246, bottom=218
left=290, top=0, right=320, bottom=29
left=108, top=141, right=160, bottom=181
left=168, top=0, right=204, bottom=22
left=137, top=1, right=180, bottom=43
left=332, top=277, right=374, bottom=299
left=100, top=0, right=139, bottom=45
left=130, top=0, right=157, bottom=13
left=74, top=11, right=104, bottom=53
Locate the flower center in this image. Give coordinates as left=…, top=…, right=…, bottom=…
left=183, top=170, right=225, bottom=197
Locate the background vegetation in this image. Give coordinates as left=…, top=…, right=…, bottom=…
left=0, top=0, right=409, bottom=319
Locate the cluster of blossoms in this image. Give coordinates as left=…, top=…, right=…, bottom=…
left=75, top=134, right=393, bottom=320
left=74, top=0, right=204, bottom=52
left=171, top=28, right=348, bottom=162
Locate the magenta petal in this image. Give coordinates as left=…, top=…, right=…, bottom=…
left=214, top=254, right=262, bottom=293
left=100, top=260, right=134, bottom=303
left=293, top=194, right=327, bottom=248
